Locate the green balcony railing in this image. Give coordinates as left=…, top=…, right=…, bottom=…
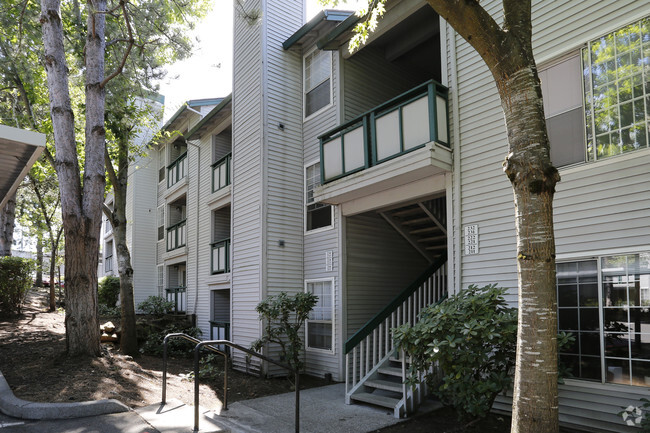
left=211, top=238, right=230, bottom=274
left=165, top=286, right=186, bottom=314
left=166, top=219, right=187, bottom=251
left=319, top=80, right=449, bottom=184
left=167, top=152, right=188, bottom=188
left=211, top=153, right=231, bottom=193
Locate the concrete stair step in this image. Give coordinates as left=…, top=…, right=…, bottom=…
left=377, top=366, right=403, bottom=378
left=350, top=392, right=401, bottom=410
left=365, top=379, right=402, bottom=393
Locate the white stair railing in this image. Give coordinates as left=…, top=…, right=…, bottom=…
left=345, top=256, right=447, bottom=411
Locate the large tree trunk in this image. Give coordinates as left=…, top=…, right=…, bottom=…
left=41, top=0, right=106, bottom=357
left=0, top=192, right=16, bottom=256
left=499, top=67, right=560, bottom=433
left=424, top=1, right=560, bottom=431
left=114, top=218, right=138, bottom=356
left=36, top=236, right=43, bottom=285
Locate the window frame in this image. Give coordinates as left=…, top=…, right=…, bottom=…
left=557, top=250, right=650, bottom=388
left=157, top=205, right=165, bottom=242
left=581, top=18, right=650, bottom=163
left=303, top=48, right=333, bottom=121
left=304, top=161, right=334, bottom=234
left=304, top=277, right=335, bottom=354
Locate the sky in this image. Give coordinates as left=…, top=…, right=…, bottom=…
left=157, top=1, right=362, bottom=122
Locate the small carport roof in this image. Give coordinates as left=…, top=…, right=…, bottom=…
left=0, top=125, right=46, bottom=210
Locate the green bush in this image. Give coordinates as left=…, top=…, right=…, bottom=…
left=139, top=323, right=202, bottom=357
left=98, top=276, right=120, bottom=307
left=251, top=291, right=317, bottom=372
left=0, top=257, right=36, bottom=315
left=137, top=295, right=175, bottom=316
left=394, top=284, right=517, bottom=421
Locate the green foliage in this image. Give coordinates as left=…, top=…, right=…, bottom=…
left=137, top=296, right=175, bottom=316
left=0, top=257, right=36, bottom=315
left=98, top=276, right=121, bottom=307
left=199, top=353, right=225, bottom=380
left=98, top=304, right=121, bottom=317
left=251, top=292, right=317, bottom=372
left=394, top=284, right=517, bottom=421
left=139, top=323, right=202, bottom=357
left=619, top=398, right=650, bottom=431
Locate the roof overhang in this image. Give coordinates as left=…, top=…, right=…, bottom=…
left=185, top=94, right=232, bottom=141
left=0, top=125, right=46, bottom=210
left=283, top=9, right=353, bottom=50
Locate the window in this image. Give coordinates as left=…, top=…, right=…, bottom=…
left=158, top=149, right=165, bottom=183
left=157, top=265, right=164, bottom=297
left=540, top=54, right=586, bottom=167
left=582, top=18, right=650, bottom=161
left=304, top=49, right=331, bottom=118
left=157, top=205, right=164, bottom=241
left=305, top=163, right=332, bottom=231
left=305, top=279, right=334, bottom=351
left=557, top=253, right=650, bottom=386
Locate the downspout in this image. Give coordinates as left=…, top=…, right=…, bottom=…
left=449, top=21, right=462, bottom=293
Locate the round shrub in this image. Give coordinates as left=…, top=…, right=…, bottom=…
left=98, top=276, right=120, bottom=307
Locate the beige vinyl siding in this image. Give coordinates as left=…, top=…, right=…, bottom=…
left=126, top=153, right=158, bottom=306
left=231, top=0, right=264, bottom=373
left=263, top=0, right=306, bottom=376
left=231, top=0, right=305, bottom=374
left=451, top=1, right=650, bottom=429
left=345, top=212, right=429, bottom=337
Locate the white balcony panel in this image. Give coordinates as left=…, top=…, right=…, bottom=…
left=436, top=95, right=448, bottom=144
left=343, top=126, right=365, bottom=172
left=323, top=137, right=343, bottom=180
left=375, top=110, right=400, bottom=160
left=314, top=142, right=452, bottom=210
left=402, top=96, right=430, bottom=150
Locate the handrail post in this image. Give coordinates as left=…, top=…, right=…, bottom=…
left=295, top=371, right=300, bottom=433
left=194, top=344, right=200, bottom=432
left=223, top=352, right=228, bottom=410
left=162, top=334, right=169, bottom=404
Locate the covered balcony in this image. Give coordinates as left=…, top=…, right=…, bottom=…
left=167, top=151, right=187, bottom=189
left=315, top=80, right=451, bottom=210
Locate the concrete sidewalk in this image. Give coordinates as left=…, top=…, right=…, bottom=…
left=1, top=366, right=436, bottom=433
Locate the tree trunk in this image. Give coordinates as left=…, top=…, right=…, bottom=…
left=41, top=0, right=106, bottom=357
left=423, top=1, right=560, bottom=431
left=499, top=67, right=560, bottom=433
left=104, top=142, right=138, bottom=356
left=49, top=227, right=62, bottom=311
left=0, top=192, right=16, bottom=256
left=36, top=236, right=43, bottom=285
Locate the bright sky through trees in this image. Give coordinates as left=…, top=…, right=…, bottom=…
left=157, top=0, right=362, bottom=121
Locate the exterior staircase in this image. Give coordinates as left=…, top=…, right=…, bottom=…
left=344, top=254, right=447, bottom=418
left=379, top=197, right=447, bottom=264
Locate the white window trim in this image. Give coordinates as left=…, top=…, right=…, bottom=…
left=158, top=148, right=166, bottom=184
left=304, top=160, right=334, bottom=234
left=305, top=277, right=335, bottom=355
left=157, top=205, right=165, bottom=242
left=303, top=48, right=333, bottom=122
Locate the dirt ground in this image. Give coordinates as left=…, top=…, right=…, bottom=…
left=0, top=288, right=327, bottom=411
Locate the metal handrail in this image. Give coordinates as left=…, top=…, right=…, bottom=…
left=161, top=334, right=301, bottom=433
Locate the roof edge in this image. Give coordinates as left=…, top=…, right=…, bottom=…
left=283, top=9, right=353, bottom=50
left=186, top=94, right=232, bottom=140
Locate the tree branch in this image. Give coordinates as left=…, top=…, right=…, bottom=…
left=100, top=0, right=134, bottom=88
left=104, top=146, right=119, bottom=189
left=425, top=0, right=510, bottom=72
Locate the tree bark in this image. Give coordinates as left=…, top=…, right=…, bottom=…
left=425, top=1, right=560, bottom=431
left=0, top=192, right=16, bottom=257
left=41, top=0, right=106, bottom=357
left=36, top=236, right=43, bottom=286
left=104, top=146, right=138, bottom=356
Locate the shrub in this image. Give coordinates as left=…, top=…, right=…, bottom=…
left=137, top=295, right=175, bottom=316
left=394, top=284, right=517, bottom=421
left=139, top=323, right=202, bottom=357
left=98, top=276, right=120, bottom=307
left=251, top=291, right=317, bottom=372
left=0, top=257, right=36, bottom=315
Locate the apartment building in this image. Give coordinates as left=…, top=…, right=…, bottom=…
left=115, top=1, right=650, bottom=431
